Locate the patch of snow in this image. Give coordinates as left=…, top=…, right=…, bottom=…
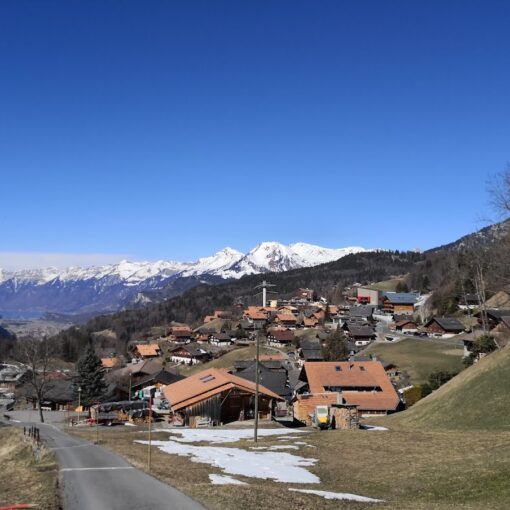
left=267, top=445, right=299, bottom=450
left=289, top=488, right=384, bottom=503
left=209, top=474, right=248, bottom=485
left=124, top=422, right=136, bottom=427
left=361, top=425, right=389, bottom=431
left=137, top=438, right=319, bottom=484
left=154, top=427, right=305, bottom=444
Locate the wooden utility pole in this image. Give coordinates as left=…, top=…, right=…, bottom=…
left=254, top=331, right=260, bottom=443
left=148, top=396, right=153, bottom=471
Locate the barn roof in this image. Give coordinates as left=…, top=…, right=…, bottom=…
left=162, top=368, right=282, bottom=411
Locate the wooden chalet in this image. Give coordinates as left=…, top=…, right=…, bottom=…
left=170, top=342, right=210, bottom=365
left=208, top=332, right=234, bottom=347
left=275, top=314, right=297, bottom=328
left=425, top=317, right=464, bottom=336
left=133, top=343, right=161, bottom=359
left=295, top=361, right=400, bottom=416
left=394, top=319, right=418, bottom=333
left=266, top=329, right=295, bottom=347
left=382, top=293, right=418, bottom=314
left=162, top=368, right=282, bottom=426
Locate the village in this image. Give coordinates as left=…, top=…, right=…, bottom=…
left=3, top=283, right=508, bottom=432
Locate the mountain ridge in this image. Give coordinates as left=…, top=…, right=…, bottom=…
left=0, top=242, right=370, bottom=314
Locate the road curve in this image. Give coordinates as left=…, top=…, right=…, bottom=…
left=5, top=414, right=205, bottom=510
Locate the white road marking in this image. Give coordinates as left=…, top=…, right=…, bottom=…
left=61, top=467, right=134, bottom=472
left=51, top=444, right=91, bottom=450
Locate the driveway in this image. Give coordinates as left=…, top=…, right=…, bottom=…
left=4, top=411, right=205, bottom=510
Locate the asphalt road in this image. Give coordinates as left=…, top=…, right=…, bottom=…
left=4, top=411, right=205, bottom=510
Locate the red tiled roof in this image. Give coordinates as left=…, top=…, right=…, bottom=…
left=302, top=361, right=399, bottom=411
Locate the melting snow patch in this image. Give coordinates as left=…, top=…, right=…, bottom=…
left=154, top=428, right=305, bottom=444
left=361, top=425, right=389, bottom=431
left=209, top=474, right=248, bottom=485
left=267, top=445, right=299, bottom=450
left=137, top=438, right=319, bottom=484
left=289, top=488, right=384, bottom=503
left=124, top=422, right=136, bottom=427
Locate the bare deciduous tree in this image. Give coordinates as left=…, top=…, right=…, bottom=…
left=488, top=165, right=510, bottom=217
left=15, top=337, right=56, bottom=423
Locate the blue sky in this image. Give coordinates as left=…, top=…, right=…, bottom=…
left=1, top=1, right=509, bottom=268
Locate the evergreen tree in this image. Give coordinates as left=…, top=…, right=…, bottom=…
left=73, top=344, right=107, bottom=406
left=323, top=325, right=349, bottom=361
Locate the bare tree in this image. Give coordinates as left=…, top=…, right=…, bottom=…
left=15, top=337, right=56, bottom=423
left=488, top=165, right=510, bottom=217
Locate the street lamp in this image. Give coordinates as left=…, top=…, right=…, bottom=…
left=77, top=386, right=82, bottom=425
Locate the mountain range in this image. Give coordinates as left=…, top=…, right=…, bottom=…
left=0, top=242, right=369, bottom=315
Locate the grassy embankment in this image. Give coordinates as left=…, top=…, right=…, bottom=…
left=365, top=337, right=465, bottom=384
left=0, top=424, right=59, bottom=509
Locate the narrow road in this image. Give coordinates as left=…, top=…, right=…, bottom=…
left=5, top=413, right=205, bottom=510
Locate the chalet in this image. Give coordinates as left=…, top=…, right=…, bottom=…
left=296, top=288, right=315, bottom=301
left=101, top=357, right=121, bottom=372
left=243, top=308, right=268, bottom=329
left=425, top=317, right=464, bottom=336
left=169, top=342, right=210, bottom=365
left=295, top=361, right=400, bottom=416
left=348, top=305, right=374, bottom=321
left=0, top=363, right=28, bottom=393
left=208, top=332, right=233, bottom=347
left=130, top=369, right=184, bottom=393
left=266, top=329, right=295, bottom=347
left=382, top=293, right=418, bottom=314
left=303, top=317, right=319, bottom=328
left=162, top=368, right=282, bottom=425
left=394, top=320, right=418, bottom=333
left=21, top=379, right=74, bottom=411
left=458, top=293, right=480, bottom=310
left=476, top=309, right=510, bottom=329
left=133, top=343, right=161, bottom=359
left=275, top=314, right=298, bottom=328
left=298, top=339, right=324, bottom=364
left=347, top=325, right=376, bottom=347
left=384, top=363, right=401, bottom=382
left=235, top=362, right=290, bottom=398
left=169, top=330, right=193, bottom=344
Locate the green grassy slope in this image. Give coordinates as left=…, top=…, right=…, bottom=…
left=388, top=346, right=510, bottom=431
left=366, top=338, right=464, bottom=384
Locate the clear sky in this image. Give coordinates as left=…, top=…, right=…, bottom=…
left=1, top=1, right=509, bottom=268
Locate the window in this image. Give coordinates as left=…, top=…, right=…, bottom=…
left=335, top=366, right=342, bottom=371
left=360, top=366, right=365, bottom=371
left=200, top=374, right=215, bottom=383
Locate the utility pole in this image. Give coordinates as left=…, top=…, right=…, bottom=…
left=254, top=330, right=260, bottom=443
left=77, top=386, right=82, bottom=425
left=148, top=396, right=153, bottom=471
left=129, top=373, right=132, bottom=402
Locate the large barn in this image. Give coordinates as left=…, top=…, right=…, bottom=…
left=162, top=368, right=282, bottom=426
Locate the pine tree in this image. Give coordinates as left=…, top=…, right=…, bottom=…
left=73, top=344, right=107, bottom=407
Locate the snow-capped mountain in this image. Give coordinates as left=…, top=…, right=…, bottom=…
left=0, top=242, right=370, bottom=314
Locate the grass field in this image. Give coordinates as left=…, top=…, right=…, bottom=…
left=70, top=423, right=510, bottom=510
left=388, top=346, right=510, bottom=431
left=365, top=338, right=465, bottom=384
left=0, top=425, right=58, bottom=509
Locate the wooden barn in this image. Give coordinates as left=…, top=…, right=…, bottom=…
left=162, top=368, right=282, bottom=426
